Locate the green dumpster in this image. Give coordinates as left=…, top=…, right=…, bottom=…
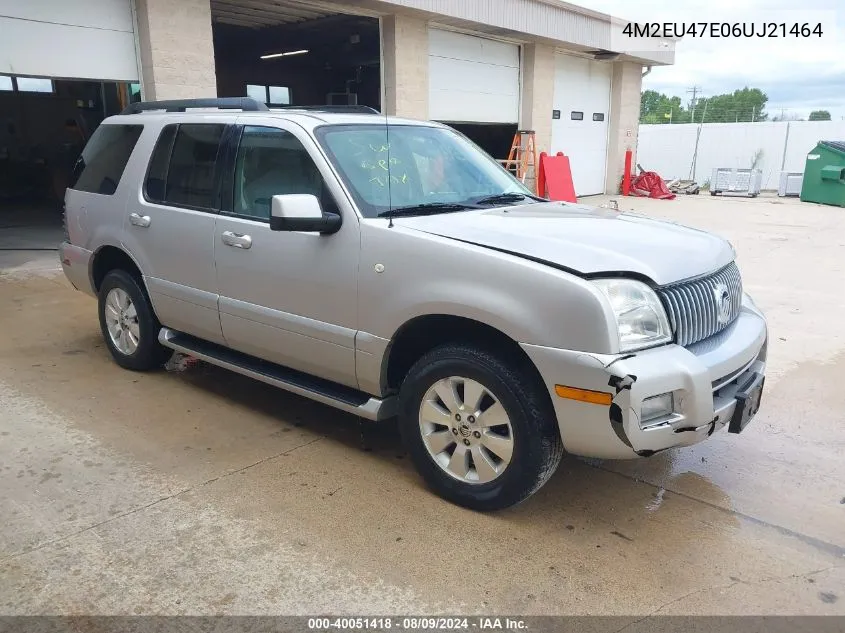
left=800, top=140, right=845, bottom=207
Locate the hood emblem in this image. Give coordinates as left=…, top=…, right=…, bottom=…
left=714, top=284, right=732, bottom=325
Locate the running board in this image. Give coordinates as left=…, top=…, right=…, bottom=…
left=158, top=328, right=396, bottom=421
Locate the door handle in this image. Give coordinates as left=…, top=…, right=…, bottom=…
left=221, top=231, right=252, bottom=249
left=129, top=213, right=151, bottom=228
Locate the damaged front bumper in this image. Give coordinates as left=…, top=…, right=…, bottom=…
left=522, top=294, right=768, bottom=460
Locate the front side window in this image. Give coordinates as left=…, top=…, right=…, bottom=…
left=69, top=124, right=143, bottom=195
left=316, top=124, right=529, bottom=218
left=162, top=124, right=225, bottom=209
left=232, top=126, right=326, bottom=220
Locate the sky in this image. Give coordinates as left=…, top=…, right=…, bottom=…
left=589, top=0, right=845, bottom=121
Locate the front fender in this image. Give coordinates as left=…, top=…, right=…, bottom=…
left=358, top=221, right=617, bottom=352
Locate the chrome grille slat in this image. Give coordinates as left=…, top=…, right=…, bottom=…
left=682, top=285, right=695, bottom=345
left=658, top=262, right=743, bottom=347
left=691, top=282, right=705, bottom=343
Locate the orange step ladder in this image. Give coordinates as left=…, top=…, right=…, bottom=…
left=501, top=130, right=538, bottom=192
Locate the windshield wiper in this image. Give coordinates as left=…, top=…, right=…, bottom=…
left=473, top=192, right=545, bottom=206
left=377, top=203, right=476, bottom=218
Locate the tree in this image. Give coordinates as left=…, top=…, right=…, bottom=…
left=809, top=110, right=831, bottom=121
left=639, top=89, right=689, bottom=124
left=694, top=88, right=768, bottom=123
left=640, top=86, right=769, bottom=124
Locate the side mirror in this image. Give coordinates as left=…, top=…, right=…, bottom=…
left=270, top=194, right=342, bottom=234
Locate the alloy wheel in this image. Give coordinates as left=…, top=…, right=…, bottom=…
left=418, top=376, right=514, bottom=484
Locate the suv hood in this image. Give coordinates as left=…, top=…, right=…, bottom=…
left=398, top=202, right=734, bottom=286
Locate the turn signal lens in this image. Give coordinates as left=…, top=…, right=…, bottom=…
left=555, top=385, right=613, bottom=406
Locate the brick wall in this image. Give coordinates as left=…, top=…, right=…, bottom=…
left=605, top=61, right=642, bottom=193
left=135, top=0, right=218, bottom=100
left=382, top=14, right=428, bottom=119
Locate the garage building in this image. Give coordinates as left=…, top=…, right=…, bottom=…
left=0, top=0, right=673, bottom=236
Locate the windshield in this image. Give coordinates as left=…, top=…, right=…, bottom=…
left=315, top=124, right=532, bottom=218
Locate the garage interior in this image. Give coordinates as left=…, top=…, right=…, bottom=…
left=211, top=1, right=381, bottom=112
left=210, top=1, right=517, bottom=162
left=0, top=77, right=138, bottom=252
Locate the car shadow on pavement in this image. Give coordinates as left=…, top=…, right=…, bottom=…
left=165, top=357, right=739, bottom=527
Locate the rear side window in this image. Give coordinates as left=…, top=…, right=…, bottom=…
left=145, top=125, right=177, bottom=202
left=145, top=123, right=225, bottom=209
left=69, top=124, right=143, bottom=195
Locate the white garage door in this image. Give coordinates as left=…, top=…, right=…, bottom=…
left=428, top=29, right=520, bottom=123
left=0, top=0, right=139, bottom=81
left=551, top=53, right=611, bottom=196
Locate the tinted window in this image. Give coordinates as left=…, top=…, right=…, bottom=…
left=233, top=126, right=327, bottom=220
left=164, top=124, right=224, bottom=209
left=70, top=124, right=143, bottom=195
left=144, top=125, right=177, bottom=202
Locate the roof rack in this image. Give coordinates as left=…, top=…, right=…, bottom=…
left=271, top=105, right=380, bottom=114
left=120, top=97, right=269, bottom=115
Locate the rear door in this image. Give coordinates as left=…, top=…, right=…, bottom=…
left=121, top=119, right=229, bottom=344
left=213, top=118, right=360, bottom=388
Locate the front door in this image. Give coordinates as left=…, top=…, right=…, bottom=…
left=214, top=121, right=360, bottom=388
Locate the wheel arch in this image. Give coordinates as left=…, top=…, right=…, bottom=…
left=382, top=314, right=548, bottom=399
left=90, top=245, right=145, bottom=293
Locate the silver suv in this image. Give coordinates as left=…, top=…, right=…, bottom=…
left=60, top=98, right=767, bottom=510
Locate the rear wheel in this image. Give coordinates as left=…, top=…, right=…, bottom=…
left=98, top=269, right=171, bottom=370
left=398, top=344, right=563, bottom=511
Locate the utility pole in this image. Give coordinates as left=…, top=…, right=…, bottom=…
left=689, top=98, right=709, bottom=180
left=687, top=85, right=702, bottom=122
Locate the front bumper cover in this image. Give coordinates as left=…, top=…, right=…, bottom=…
left=522, top=295, right=768, bottom=460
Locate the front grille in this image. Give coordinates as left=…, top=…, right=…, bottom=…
left=658, top=262, right=743, bottom=347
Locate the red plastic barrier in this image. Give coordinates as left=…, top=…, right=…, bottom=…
left=539, top=151, right=577, bottom=203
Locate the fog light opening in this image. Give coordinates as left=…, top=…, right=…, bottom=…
left=640, top=393, right=675, bottom=429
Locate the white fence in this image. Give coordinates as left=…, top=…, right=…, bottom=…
left=637, top=121, right=845, bottom=190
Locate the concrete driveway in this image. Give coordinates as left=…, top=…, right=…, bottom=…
left=0, top=194, right=843, bottom=616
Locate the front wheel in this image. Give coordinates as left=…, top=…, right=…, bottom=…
left=98, top=269, right=171, bottom=371
left=398, top=344, right=563, bottom=511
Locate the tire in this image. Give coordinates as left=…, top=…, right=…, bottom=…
left=398, top=343, right=564, bottom=511
left=98, top=269, right=171, bottom=371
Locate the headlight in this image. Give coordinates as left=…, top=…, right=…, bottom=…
left=593, top=278, right=672, bottom=352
